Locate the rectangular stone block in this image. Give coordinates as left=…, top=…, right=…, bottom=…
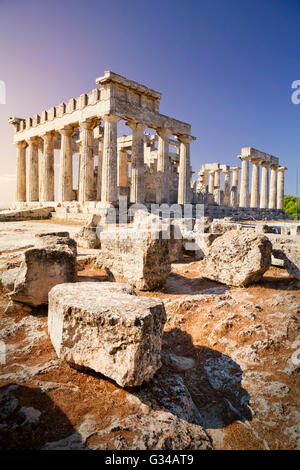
left=48, top=282, right=166, bottom=387
left=10, top=235, right=77, bottom=306
left=97, top=229, right=171, bottom=290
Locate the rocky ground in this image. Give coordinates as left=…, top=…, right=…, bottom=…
left=0, top=220, right=299, bottom=450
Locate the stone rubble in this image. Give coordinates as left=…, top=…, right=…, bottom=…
left=200, top=230, right=272, bottom=286
left=8, top=232, right=77, bottom=306
left=96, top=228, right=171, bottom=290
left=48, top=282, right=166, bottom=387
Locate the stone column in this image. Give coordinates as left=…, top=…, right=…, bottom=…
left=230, top=167, right=240, bottom=208
left=128, top=121, right=146, bottom=204
left=177, top=135, right=193, bottom=204
left=156, top=127, right=172, bottom=204
left=41, top=132, right=55, bottom=202
left=231, top=167, right=240, bottom=188
left=118, top=148, right=128, bottom=187
left=208, top=171, right=215, bottom=194
left=269, top=164, right=278, bottom=209
left=101, top=115, right=119, bottom=205
left=15, top=141, right=27, bottom=202
left=59, top=126, right=74, bottom=201
left=250, top=158, right=260, bottom=208
left=28, top=137, right=39, bottom=202
left=239, top=157, right=250, bottom=208
left=95, top=139, right=103, bottom=201
left=223, top=170, right=231, bottom=206
left=79, top=121, right=95, bottom=203
left=277, top=166, right=287, bottom=209
left=260, top=162, right=269, bottom=209
left=214, top=169, right=222, bottom=188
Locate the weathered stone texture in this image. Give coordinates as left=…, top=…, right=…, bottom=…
left=97, top=229, right=171, bottom=290
left=48, top=282, right=166, bottom=387
left=268, top=234, right=300, bottom=280
left=200, top=230, right=272, bottom=286
left=10, top=233, right=77, bottom=306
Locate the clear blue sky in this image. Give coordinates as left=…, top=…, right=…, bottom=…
left=0, top=0, right=299, bottom=205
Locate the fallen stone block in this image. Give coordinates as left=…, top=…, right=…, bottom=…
left=268, top=235, right=300, bottom=280
left=96, top=229, right=170, bottom=290
left=200, top=230, right=272, bottom=287
left=10, top=243, right=77, bottom=306
left=0, top=267, right=20, bottom=292
left=48, top=282, right=166, bottom=387
left=35, top=232, right=77, bottom=256
left=133, top=210, right=184, bottom=262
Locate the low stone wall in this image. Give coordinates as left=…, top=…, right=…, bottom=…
left=0, top=207, right=54, bottom=222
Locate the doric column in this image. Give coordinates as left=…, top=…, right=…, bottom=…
left=260, top=162, right=270, bottom=209
left=15, top=141, right=27, bottom=202
left=127, top=121, right=146, bottom=204
left=118, top=148, right=128, bottom=187
left=230, top=167, right=240, bottom=207
left=197, top=171, right=206, bottom=192
left=214, top=168, right=222, bottom=188
left=59, top=126, right=74, bottom=201
left=101, top=115, right=119, bottom=204
left=208, top=170, right=215, bottom=194
left=239, top=156, right=250, bottom=208
left=27, top=137, right=39, bottom=202
left=41, top=132, right=55, bottom=202
left=96, top=139, right=103, bottom=201
left=269, top=164, right=278, bottom=209
left=231, top=167, right=240, bottom=188
left=277, top=166, right=287, bottom=209
left=223, top=170, right=231, bottom=206
left=79, top=121, right=95, bottom=203
left=156, top=127, right=172, bottom=204
left=250, top=158, right=260, bottom=208
left=177, top=134, right=193, bottom=204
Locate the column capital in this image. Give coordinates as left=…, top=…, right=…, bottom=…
left=261, top=161, right=271, bottom=168
left=250, top=157, right=260, bottom=165
left=270, top=163, right=279, bottom=170
left=277, top=166, right=287, bottom=173
left=238, top=154, right=250, bottom=161
left=126, top=119, right=146, bottom=132
left=231, top=166, right=241, bottom=172
left=215, top=168, right=222, bottom=174
left=41, top=131, right=56, bottom=143
left=157, top=127, right=172, bottom=139
left=223, top=169, right=232, bottom=175
left=102, top=114, right=120, bottom=124
left=60, top=125, right=75, bottom=135
left=26, top=136, right=40, bottom=145
left=176, top=134, right=195, bottom=144
left=14, top=140, right=28, bottom=149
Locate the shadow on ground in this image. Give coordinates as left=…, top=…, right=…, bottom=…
left=0, top=384, right=81, bottom=450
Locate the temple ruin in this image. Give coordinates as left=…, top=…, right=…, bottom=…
left=8, top=71, right=289, bottom=221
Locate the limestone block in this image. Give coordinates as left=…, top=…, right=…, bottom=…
left=96, top=229, right=170, bottom=290
left=74, top=226, right=101, bottom=249
left=35, top=232, right=77, bottom=256
left=0, top=268, right=20, bottom=292
left=200, top=230, right=272, bottom=287
left=48, top=282, right=166, bottom=387
left=10, top=238, right=77, bottom=306
left=193, top=233, right=222, bottom=260
left=268, top=235, right=300, bottom=280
